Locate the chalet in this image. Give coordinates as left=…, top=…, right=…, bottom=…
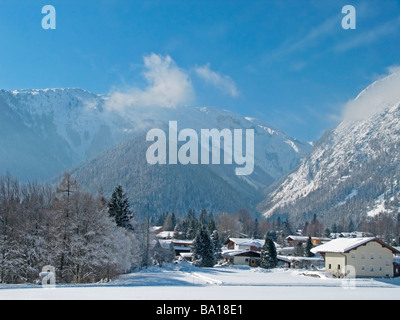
left=172, top=239, right=193, bottom=255
left=156, top=231, right=175, bottom=239
left=330, top=231, right=374, bottom=239
left=225, top=237, right=281, bottom=252
left=225, top=238, right=264, bottom=251
left=311, top=237, right=400, bottom=278
left=152, top=239, right=193, bottom=256
left=179, top=252, right=194, bottom=262
left=286, top=235, right=331, bottom=246
left=151, top=226, right=163, bottom=234
left=222, top=250, right=260, bottom=267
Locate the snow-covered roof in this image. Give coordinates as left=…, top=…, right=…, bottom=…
left=173, top=239, right=193, bottom=245
left=156, top=231, right=174, bottom=239
left=222, top=249, right=260, bottom=257
left=179, top=253, right=193, bottom=258
left=222, top=249, right=247, bottom=257
left=174, top=245, right=191, bottom=251
left=286, top=235, right=309, bottom=241
left=311, top=237, right=391, bottom=254
left=158, top=239, right=173, bottom=249
left=277, top=255, right=324, bottom=262
left=228, top=238, right=265, bottom=247
left=151, top=226, right=163, bottom=232
left=227, top=237, right=282, bottom=248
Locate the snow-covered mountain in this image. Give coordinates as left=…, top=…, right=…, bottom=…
left=0, top=88, right=132, bottom=181
left=0, top=87, right=310, bottom=214
left=259, top=71, right=400, bottom=225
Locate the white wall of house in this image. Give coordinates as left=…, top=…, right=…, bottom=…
left=346, top=241, right=393, bottom=278
left=325, top=253, right=346, bottom=276
left=233, top=256, right=251, bottom=265
left=234, top=244, right=250, bottom=251
left=325, top=241, right=394, bottom=278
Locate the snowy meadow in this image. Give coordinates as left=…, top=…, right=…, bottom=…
left=1, top=263, right=399, bottom=300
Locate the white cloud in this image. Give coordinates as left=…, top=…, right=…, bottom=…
left=195, top=64, right=239, bottom=97
left=342, top=66, right=400, bottom=122
left=106, top=53, right=194, bottom=112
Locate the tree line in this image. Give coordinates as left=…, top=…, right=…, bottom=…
left=0, top=173, right=142, bottom=284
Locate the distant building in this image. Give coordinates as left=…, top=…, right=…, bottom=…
left=286, top=235, right=330, bottom=247
left=225, top=237, right=281, bottom=252
left=222, top=250, right=260, bottom=267
left=311, top=237, right=400, bottom=278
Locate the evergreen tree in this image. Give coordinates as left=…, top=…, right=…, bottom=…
left=260, top=236, right=277, bottom=269
left=192, top=226, right=215, bottom=267
left=266, top=231, right=277, bottom=242
left=282, top=218, right=293, bottom=237
left=304, top=236, right=314, bottom=257
left=173, top=223, right=185, bottom=240
left=171, top=213, right=177, bottom=230
left=348, top=219, right=355, bottom=232
left=162, top=212, right=175, bottom=231
left=207, top=216, right=217, bottom=234
left=332, top=223, right=338, bottom=235
left=324, top=227, right=331, bottom=238
left=253, top=218, right=259, bottom=239
left=210, top=230, right=222, bottom=262
left=108, top=185, right=134, bottom=231
left=294, top=242, right=304, bottom=257
left=199, top=209, right=209, bottom=226
left=185, top=209, right=198, bottom=239
left=156, top=212, right=167, bottom=226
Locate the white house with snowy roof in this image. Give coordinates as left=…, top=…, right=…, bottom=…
left=311, top=237, right=400, bottom=278
left=225, top=238, right=281, bottom=251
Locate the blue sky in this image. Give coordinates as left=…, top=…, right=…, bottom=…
left=0, top=0, right=399, bottom=141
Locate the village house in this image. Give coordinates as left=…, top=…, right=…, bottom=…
left=222, top=237, right=284, bottom=267
left=225, top=237, right=282, bottom=251
left=224, top=238, right=265, bottom=251
left=311, top=237, right=400, bottom=278
left=286, top=235, right=331, bottom=247
left=221, top=250, right=261, bottom=267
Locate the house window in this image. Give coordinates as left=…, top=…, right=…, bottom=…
left=370, top=254, right=374, bottom=260
left=245, top=258, right=249, bottom=262
left=370, top=266, right=374, bottom=272
left=361, top=253, right=366, bottom=259
left=386, top=260, right=390, bottom=266
left=379, top=266, right=382, bottom=271
left=337, top=264, right=341, bottom=270
left=328, top=264, right=332, bottom=269
left=361, top=265, right=365, bottom=271
left=351, top=253, right=356, bottom=259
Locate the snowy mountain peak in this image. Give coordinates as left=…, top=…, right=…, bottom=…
left=258, top=72, right=400, bottom=225
left=0, top=88, right=310, bottom=195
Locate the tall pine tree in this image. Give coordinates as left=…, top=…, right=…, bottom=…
left=211, top=230, right=222, bottom=262
left=260, top=236, right=277, bottom=269
left=304, top=236, right=315, bottom=257
left=192, top=226, right=215, bottom=267
left=108, top=185, right=134, bottom=231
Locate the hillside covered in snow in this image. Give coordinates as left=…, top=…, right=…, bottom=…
left=259, top=69, right=400, bottom=226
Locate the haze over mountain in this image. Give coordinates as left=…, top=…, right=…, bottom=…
left=0, top=88, right=311, bottom=215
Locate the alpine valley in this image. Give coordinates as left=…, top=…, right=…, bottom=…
left=258, top=70, right=400, bottom=226
left=3, top=69, right=400, bottom=222
left=0, top=88, right=310, bottom=216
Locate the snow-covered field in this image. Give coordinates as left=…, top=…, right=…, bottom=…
left=1, top=262, right=399, bottom=300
